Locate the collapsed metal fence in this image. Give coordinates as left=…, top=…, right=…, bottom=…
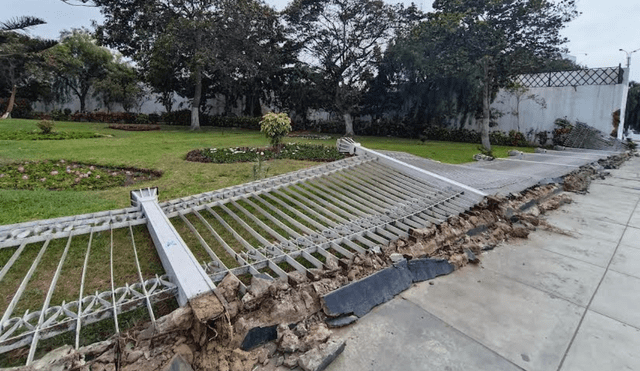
left=0, top=140, right=622, bottom=366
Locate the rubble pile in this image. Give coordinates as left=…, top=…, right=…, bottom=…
left=563, top=152, right=630, bottom=193
left=384, top=184, right=572, bottom=270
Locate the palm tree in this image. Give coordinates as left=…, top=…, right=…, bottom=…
left=1, top=16, right=57, bottom=119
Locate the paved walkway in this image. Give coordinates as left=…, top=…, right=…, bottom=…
left=327, top=156, right=640, bottom=371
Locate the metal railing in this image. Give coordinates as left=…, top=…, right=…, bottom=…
left=0, top=147, right=482, bottom=365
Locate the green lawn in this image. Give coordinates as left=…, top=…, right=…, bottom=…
left=0, top=119, right=531, bottom=225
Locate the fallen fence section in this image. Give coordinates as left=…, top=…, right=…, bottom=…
left=0, top=142, right=623, bottom=365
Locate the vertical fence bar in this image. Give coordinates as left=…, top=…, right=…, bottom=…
left=27, top=233, right=75, bottom=365
left=75, top=229, right=94, bottom=349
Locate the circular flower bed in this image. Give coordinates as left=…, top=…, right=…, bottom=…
left=108, top=124, right=161, bottom=131
left=186, top=143, right=345, bottom=164
left=0, top=160, right=162, bottom=191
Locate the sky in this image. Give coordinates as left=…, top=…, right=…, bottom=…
left=5, top=0, right=640, bottom=82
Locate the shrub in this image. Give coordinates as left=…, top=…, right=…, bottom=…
left=36, top=120, right=55, bottom=134
left=260, top=112, right=292, bottom=146
left=135, top=114, right=150, bottom=125
left=422, top=126, right=531, bottom=147
left=50, top=109, right=68, bottom=121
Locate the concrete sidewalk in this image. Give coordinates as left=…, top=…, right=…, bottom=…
left=327, top=157, right=640, bottom=371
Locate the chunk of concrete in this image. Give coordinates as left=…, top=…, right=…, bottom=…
left=298, top=339, right=347, bottom=371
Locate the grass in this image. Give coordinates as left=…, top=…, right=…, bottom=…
left=0, top=118, right=531, bottom=225
left=0, top=118, right=533, bottom=362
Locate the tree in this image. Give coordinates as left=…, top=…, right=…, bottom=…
left=1, top=17, right=57, bottom=118
left=93, top=56, right=144, bottom=112
left=284, top=0, right=405, bottom=136
left=94, top=0, right=284, bottom=130
left=503, top=82, right=546, bottom=132
left=366, top=14, right=481, bottom=131
left=426, top=0, right=578, bottom=151
left=44, top=29, right=112, bottom=112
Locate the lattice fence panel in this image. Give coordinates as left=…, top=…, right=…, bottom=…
left=517, top=67, right=623, bottom=88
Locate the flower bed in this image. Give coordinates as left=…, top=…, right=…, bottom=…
left=108, top=124, right=161, bottom=131
left=0, top=131, right=104, bottom=141
left=185, top=143, right=345, bottom=164
left=0, top=160, right=162, bottom=191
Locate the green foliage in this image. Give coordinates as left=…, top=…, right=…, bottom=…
left=43, top=29, right=113, bottom=112
left=93, top=57, right=144, bottom=113
left=0, top=130, right=102, bottom=140
left=191, top=144, right=345, bottom=164
left=95, top=0, right=287, bottom=129
left=0, top=98, right=31, bottom=118
left=135, top=114, right=150, bottom=125
left=0, top=17, right=57, bottom=110
left=400, top=0, right=578, bottom=150
left=36, top=119, right=54, bottom=134
left=260, top=112, right=292, bottom=146
left=0, top=160, right=160, bottom=191
left=422, top=126, right=530, bottom=147
left=0, top=118, right=531, bottom=224
left=284, top=0, right=408, bottom=135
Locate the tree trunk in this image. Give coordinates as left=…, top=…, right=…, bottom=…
left=79, top=91, right=87, bottom=113
left=1, top=85, right=17, bottom=119
left=191, top=64, right=202, bottom=130
left=343, top=112, right=354, bottom=136
left=481, top=58, right=492, bottom=153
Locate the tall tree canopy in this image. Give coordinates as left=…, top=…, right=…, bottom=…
left=0, top=17, right=57, bottom=118
left=94, top=0, right=285, bottom=129
left=426, top=0, right=579, bottom=150
left=43, top=29, right=113, bottom=112
left=284, top=0, right=413, bottom=136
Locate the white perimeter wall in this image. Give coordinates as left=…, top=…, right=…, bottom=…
left=462, top=68, right=629, bottom=139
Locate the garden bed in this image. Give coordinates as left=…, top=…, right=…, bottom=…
left=108, top=124, right=161, bottom=131
left=0, top=131, right=105, bottom=141
left=186, top=143, right=345, bottom=163
left=0, top=160, right=162, bottom=191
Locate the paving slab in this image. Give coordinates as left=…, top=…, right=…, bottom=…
left=401, top=267, right=583, bottom=371
left=479, top=242, right=604, bottom=306
left=629, top=210, right=640, bottom=230
left=597, top=177, right=640, bottom=190
left=619, top=225, right=640, bottom=248
left=544, top=210, right=627, bottom=243
left=325, top=297, right=521, bottom=371
left=590, top=270, right=640, bottom=329
left=559, top=311, right=640, bottom=371
left=527, top=231, right=618, bottom=268
left=567, top=192, right=638, bottom=216
left=609, top=244, right=640, bottom=279
left=557, top=202, right=633, bottom=226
